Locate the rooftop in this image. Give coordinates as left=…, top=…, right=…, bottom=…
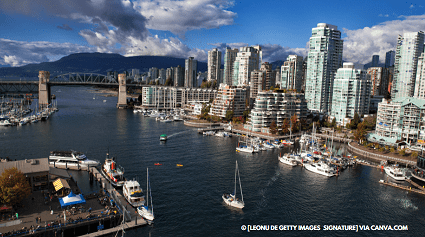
left=0, top=158, right=49, bottom=175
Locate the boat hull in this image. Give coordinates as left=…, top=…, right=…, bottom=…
left=138, top=206, right=154, bottom=221
left=222, top=195, right=244, bottom=209
left=278, top=156, right=298, bottom=167
left=304, top=163, right=336, bottom=177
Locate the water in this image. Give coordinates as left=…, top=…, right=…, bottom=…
left=1, top=86, right=424, bottom=236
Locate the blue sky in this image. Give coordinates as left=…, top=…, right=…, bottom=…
left=1, top=0, right=425, bottom=67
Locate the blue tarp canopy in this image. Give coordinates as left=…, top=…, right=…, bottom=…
left=59, top=191, right=86, bottom=208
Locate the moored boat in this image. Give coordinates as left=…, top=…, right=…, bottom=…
left=49, top=150, right=100, bottom=169
left=278, top=153, right=298, bottom=167
left=303, top=160, right=336, bottom=177
left=101, top=152, right=125, bottom=187
left=123, top=180, right=145, bottom=207
left=384, top=164, right=405, bottom=181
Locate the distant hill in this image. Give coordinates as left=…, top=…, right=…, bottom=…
left=0, top=53, right=208, bottom=78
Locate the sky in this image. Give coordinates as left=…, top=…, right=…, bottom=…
left=1, top=0, right=425, bottom=68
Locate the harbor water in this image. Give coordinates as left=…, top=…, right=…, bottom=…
left=1, top=86, right=424, bottom=237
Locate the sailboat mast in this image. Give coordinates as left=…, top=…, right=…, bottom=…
left=234, top=161, right=237, bottom=199
left=238, top=163, right=243, bottom=203
left=146, top=167, right=149, bottom=207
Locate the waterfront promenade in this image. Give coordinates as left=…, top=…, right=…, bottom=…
left=348, top=142, right=417, bottom=166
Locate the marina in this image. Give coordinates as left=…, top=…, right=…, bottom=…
left=1, top=86, right=425, bottom=236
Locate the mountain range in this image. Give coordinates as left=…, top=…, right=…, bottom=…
left=0, top=53, right=208, bottom=78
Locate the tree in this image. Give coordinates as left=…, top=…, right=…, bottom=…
left=290, top=114, right=298, bottom=132
left=281, top=119, right=290, bottom=134
left=411, top=152, right=419, bottom=158
left=0, top=167, right=31, bottom=206
left=331, top=118, right=336, bottom=128
left=243, top=110, right=250, bottom=120
left=164, top=76, right=173, bottom=86
left=270, top=120, right=277, bottom=134
left=225, top=110, right=234, bottom=121
left=390, top=147, right=395, bottom=153
left=353, top=122, right=367, bottom=143
left=399, top=148, right=406, bottom=156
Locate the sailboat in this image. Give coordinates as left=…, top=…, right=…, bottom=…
left=222, top=161, right=244, bottom=209
left=137, top=168, right=154, bottom=221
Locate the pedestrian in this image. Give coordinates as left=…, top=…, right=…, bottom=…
left=15, top=213, right=18, bottom=219
left=35, top=217, right=38, bottom=224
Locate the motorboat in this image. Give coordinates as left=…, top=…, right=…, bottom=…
left=222, top=161, right=244, bottom=209
left=173, top=115, right=183, bottom=121
left=101, top=152, right=125, bottom=187
left=49, top=150, right=100, bottom=169
left=123, top=180, right=145, bottom=207
left=0, top=118, right=11, bottom=126
left=160, top=134, right=167, bottom=141
left=384, top=164, right=405, bottom=181
left=215, top=131, right=225, bottom=137
left=278, top=153, right=298, bottom=167
left=303, top=160, right=336, bottom=177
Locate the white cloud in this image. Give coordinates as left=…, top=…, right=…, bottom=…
left=0, top=38, right=95, bottom=67
left=133, top=0, right=237, bottom=37
left=124, top=36, right=208, bottom=61
left=342, top=14, right=425, bottom=64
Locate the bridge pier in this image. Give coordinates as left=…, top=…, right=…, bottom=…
left=38, top=71, right=51, bottom=110
left=116, top=73, right=127, bottom=109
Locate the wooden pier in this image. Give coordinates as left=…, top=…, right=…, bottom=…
left=379, top=180, right=425, bottom=195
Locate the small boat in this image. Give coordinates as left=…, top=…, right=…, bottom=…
left=223, top=160, right=244, bottom=209
left=123, top=180, right=145, bottom=207
left=160, top=134, right=167, bottom=141
left=278, top=153, right=298, bottom=167
left=176, top=164, right=183, bottom=167
left=101, top=152, right=125, bottom=187
left=154, top=163, right=162, bottom=166
left=384, top=164, right=405, bottom=181
left=303, top=160, right=336, bottom=177
left=138, top=168, right=154, bottom=221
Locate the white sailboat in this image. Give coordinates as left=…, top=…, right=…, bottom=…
left=222, top=161, right=244, bottom=209
left=138, top=168, right=154, bottom=221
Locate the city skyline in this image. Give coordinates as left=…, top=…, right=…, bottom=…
left=1, top=0, right=425, bottom=68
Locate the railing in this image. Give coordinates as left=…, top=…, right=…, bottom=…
left=347, top=142, right=416, bottom=165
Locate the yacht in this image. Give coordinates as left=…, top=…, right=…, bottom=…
left=384, top=164, right=405, bottom=181
left=49, top=150, right=100, bottom=169
left=278, top=153, right=298, bottom=167
left=101, top=152, right=125, bottom=187
left=123, top=180, right=145, bottom=207
left=303, top=160, right=336, bottom=177
left=173, top=115, right=183, bottom=121
left=0, top=118, right=11, bottom=126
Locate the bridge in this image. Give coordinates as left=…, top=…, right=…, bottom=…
left=0, top=71, right=134, bottom=109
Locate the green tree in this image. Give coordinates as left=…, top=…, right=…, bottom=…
left=353, top=122, right=367, bottom=143
left=164, top=76, right=173, bottom=86
left=411, top=152, right=419, bottom=158
left=0, top=167, right=31, bottom=206
left=270, top=120, right=277, bottom=134
left=331, top=118, right=336, bottom=128
left=243, top=110, right=250, bottom=120
left=225, top=110, right=234, bottom=121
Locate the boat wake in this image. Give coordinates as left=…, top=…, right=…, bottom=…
left=255, top=169, right=281, bottom=213
left=396, top=198, right=418, bottom=210
left=167, top=130, right=191, bottom=139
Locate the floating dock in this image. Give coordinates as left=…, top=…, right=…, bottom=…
left=379, top=180, right=425, bottom=195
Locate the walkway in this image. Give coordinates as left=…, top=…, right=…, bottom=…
left=348, top=142, right=416, bottom=166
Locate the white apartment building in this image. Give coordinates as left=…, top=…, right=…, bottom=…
left=142, top=86, right=217, bottom=110
left=369, top=97, right=425, bottom=148
left=247, top=91, right=308, bottom=133
left=232, top=46, right=262, bottom=86
left=414, top=52, right=425, bottom=99
left=305, top=23, right=343, bottom=114
left=280, top=55, right=304, bottom=91
left=223, top=48, right=239, bottom=86
left=209, top=84, right=248, bottom=118
left=330, top=63, right=371, bottom=126
left=250, top=70, right=265, bottom=99
left=208, top=48, right=222, bottom=83
left=391, top=31, right=425, bottom=99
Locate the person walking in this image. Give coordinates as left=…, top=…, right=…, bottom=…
left=35, top=217, right=38, bottom=224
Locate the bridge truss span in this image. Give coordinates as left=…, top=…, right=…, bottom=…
left=51, top=72, right=117, bottom=85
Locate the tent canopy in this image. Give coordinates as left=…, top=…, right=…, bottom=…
left=59, top=191, right=86, bottom=208
left=53, top=178, right=71, bottom=191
